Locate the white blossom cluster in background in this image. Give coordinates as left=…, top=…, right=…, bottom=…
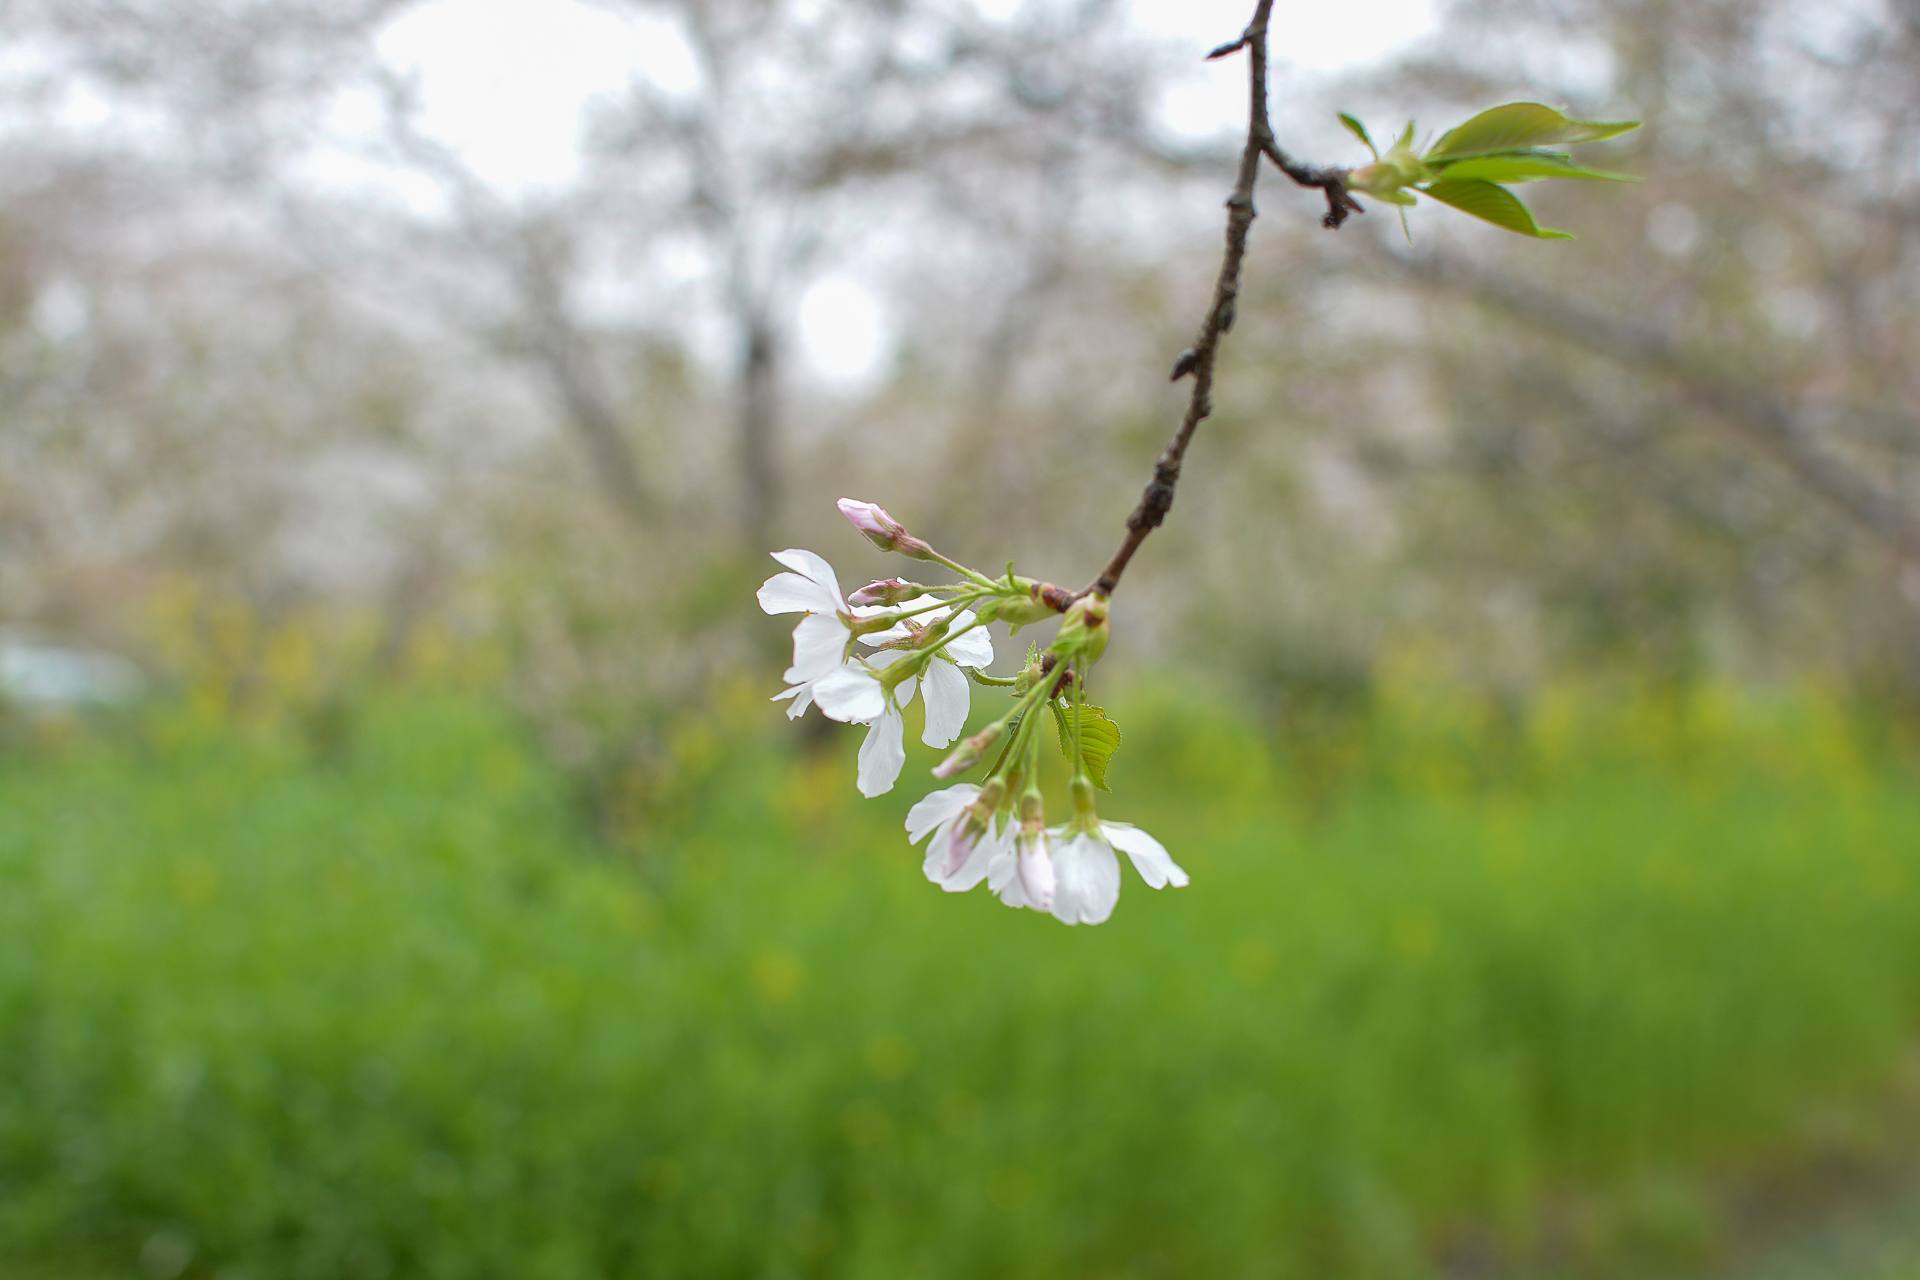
left=758, top=499, right=1187, bottom=927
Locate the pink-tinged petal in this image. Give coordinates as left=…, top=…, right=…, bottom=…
left=919, top=657, right=970, bottom=748
left=787, top=613, right=848, bottom=683
left=905, top=783, right=979, bottom=844
left=856, top=706, right=906, bottom=798
left=771, top=683, right=814, bottom=720
left=770, top=548, right=843, bottom=603
left=926, top=818, right=997, bottom=892
left=942, top=821, right=1001, bottom=892
left=1102, top=821, right=1189, bottom=889
left=922, top=825, right=963, bottom=886
left=1017, top=831, right=1055, bottom=913
left=940, top=613, right=994, bottom=669
left=936, top=825, right=977, bottom=879
left=837, top=498, right=908, bottom=548
left=1051, top=831, right=1121, bottom=926
left=757, top=571, right=838, bottom=616
left=812, top=666, right=885, bottom=723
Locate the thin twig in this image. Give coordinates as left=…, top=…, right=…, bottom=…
left=1081, top=0, right=1355, bottom=601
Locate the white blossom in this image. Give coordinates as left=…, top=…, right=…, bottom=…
left=803, top=650, right=912, bottom=797
left=904, top=783, right=1003, bottom=892
left=1046, top=821, right=1189, bottom=926
left=756, top=548, right=855, bottom=720
left=859, top=596, right=993, bottom=749
left=988, top=824, right=1056, bottom=913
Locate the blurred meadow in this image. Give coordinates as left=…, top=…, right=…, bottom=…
left=4, top=1, right=1920, bottom=1277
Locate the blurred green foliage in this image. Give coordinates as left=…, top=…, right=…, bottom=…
left=2, top=681, right=1918, bottom=1279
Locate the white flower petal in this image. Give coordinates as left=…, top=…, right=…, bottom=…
left=757, top=571, right=839, bottom=616
left=812, top=666, right=885, bottom=723
left=786, top=613, right=848, bottom=683
left=1051, top=831, right=1121, bottom=926
left=856, top=706, right=906, bottom=798
left=770, top=548, right=843, bottom=603
left=922, top=825, right=965, bottom=886
left=1017, top=832, right=1055, bottom=913
left=905, top=784, right=979, bottom=844
left=897, top=672, right=918, bottom=709
left=988, top=838, right=1025, bottom=906
left=940, top=822, right=1000, bottom=892
left=940, top=612, right=994, bottom=669
left=919, top=657, right=970, bottom=748
left=771, top=683, right=814, bottom=720
left=1103, top=821, right=1189, bottom=889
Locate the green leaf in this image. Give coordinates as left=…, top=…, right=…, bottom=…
left=1425, top=103, right=1638, bottom=162
left=1050, top=700, right=1121, bottom=791
left=1419, top=179, right=1573, bottom=239
left=1337, top=112, right=1379, bottom=159
left=1429, top=151, right=1637, bottom=184
left=1392, top=121, right=1416, bottom=152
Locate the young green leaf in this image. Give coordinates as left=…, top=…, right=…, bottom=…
left=1051, top=700, right=1121, bottom=791
left=1425, top=103, right=1638, bottom=162
left=1429, top=152, right=1637, bottom=184
left=1419, top=179, right=1574, bottom=239
left=1337, top=112, right=1379, bottom=160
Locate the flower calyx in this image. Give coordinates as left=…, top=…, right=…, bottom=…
left=1048, top=592, right=1110, bottom=666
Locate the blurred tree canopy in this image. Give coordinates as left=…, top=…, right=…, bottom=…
left=2, top=0, right=1915, bottom=817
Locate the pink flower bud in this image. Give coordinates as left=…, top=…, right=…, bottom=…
left=837, top=498, right=933, bottom=559
left=847, top=577, right=917, bottom=607
left=837, top=498, right=908, bottom=548
left=932, top=719, right=1005, bottom=779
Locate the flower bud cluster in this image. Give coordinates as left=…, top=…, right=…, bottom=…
left=757, top=496, right=1189, bottom=925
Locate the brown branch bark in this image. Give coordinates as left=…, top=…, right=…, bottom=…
left=1083, top=0, right=1356, bottom=600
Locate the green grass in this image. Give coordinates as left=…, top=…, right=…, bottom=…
left=2, top=688, right=1919, bottom=1278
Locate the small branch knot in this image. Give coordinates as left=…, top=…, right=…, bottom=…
left=1030, top=581, right=1077, bottom=613
left=1129, top=469, right=1179, bottom=531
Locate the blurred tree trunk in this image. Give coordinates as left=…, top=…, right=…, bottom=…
left=736, top=313, right=781, bottom=552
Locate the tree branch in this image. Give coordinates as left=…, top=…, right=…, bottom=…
left=1083, top=1, right=1355, bottom=600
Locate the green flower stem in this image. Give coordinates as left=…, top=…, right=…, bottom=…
left=928, top=550, right=1002, bottom=589
left=1069, top=659, right=1089, bottom=784
left=967, top=671, right=1020, bottom=688
left=981, top=676, right=1056, bottom=783
left=886, top=592, right=983, bottom=622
